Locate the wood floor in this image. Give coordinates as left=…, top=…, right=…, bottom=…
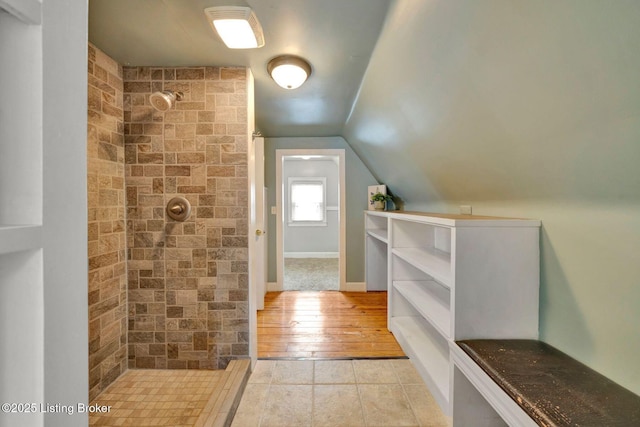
left=257, top=291, right=405, bottom=359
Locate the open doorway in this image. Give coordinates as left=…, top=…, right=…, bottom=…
left=275, top=149, right=346, bottom=291
left=259, top=149, right=403, bottom=359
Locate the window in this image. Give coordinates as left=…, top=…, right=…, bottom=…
left=288, top=177, right=326, bottom=225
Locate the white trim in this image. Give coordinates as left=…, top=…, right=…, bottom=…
left=284, top=252, right=339, bottom=258
left=450, top=342, right=538, bottom=427
left=276, top=149, right=347, bottom=291
left=345, top=282, right=367, bottom=292
left=266, top=282, right=366, bottom=293
left=41, top=2, right=89, bottom=421
left=246, top=71, right=260, bottom=368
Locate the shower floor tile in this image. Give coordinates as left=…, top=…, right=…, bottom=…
left=90, top=360, right=250, bottom=427
left=90, top=370, right=221, bottom=426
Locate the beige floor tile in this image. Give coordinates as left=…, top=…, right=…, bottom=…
left=232, top=360, right=451, bottom=427
left=358, top=384, right=418, bottom=426
left=230, top=409, right=262, bottom=427
left=272, top=360, right=314, bottom=384
left=313, top=384, right=365, bottom=427
left=232, top=383, right=270, bottom=425
left=353, top=359, right=399, bottom=384
left=260, top=385, right=313, bottom=427
left=314, top=360, right=356, bottom=384
left=391, top=359, right=423, bottom=384
left=403, top=384, right=451, bottom=427
left=248, top=360, right=276, bottom=384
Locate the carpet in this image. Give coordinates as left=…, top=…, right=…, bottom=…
left=283, top=258, right=339, bottom=291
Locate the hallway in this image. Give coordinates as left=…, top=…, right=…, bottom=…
left=257, top=291, right=405, bottom=358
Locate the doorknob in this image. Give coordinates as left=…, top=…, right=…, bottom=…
left=255, top=229, right=266, bottom=236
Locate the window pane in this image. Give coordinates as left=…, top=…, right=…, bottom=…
left=291, top=182, right=324, bottom=221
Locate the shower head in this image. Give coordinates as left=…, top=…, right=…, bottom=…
left=149, top=90, right=183, bottom=112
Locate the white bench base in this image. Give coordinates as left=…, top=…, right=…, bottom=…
left=450, top=342, right=538, bottom=427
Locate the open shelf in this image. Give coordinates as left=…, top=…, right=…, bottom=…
left=365, top=211, right=389, bottom=291
left=394, top=280, right=451, bottom=339
left=392, top=247, right=452, bottom=288
left=365, top=233, right=388, bottom=291
left=366, top=228, right=388, bottom=243
left=0, top=225, right=42, bottom=255
left=365, top=212, right=389, bottom=244
left=390, top=316, right=450, bottom=413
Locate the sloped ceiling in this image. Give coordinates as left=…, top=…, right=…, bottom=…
left=343, top=0, right=640, bottom=395
left=343, top=0, right=640, bottom=206
left=88, top=0, right=390, bottom=137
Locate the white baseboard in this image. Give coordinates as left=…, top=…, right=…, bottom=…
left=283, top=252, right=339, bottom=258
left=265, top=282, right=367, bottom=292
left=267, top=282, right=279, bottom=292
left=345, top=282, right=367, bottom=292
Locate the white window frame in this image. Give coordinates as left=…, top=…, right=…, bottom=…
left=287, top=177, right=327, bottom=226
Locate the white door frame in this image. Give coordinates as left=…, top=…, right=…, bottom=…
left=248, top=135, right=266, bottom=311
left=275, top=149, right=346, bottom=291
left=248, top=134, right=266, bottom=366
left=246, top=71, right=266, bottom=367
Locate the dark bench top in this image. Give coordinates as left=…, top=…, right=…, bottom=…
left=457, top=339, right=640, bottom=427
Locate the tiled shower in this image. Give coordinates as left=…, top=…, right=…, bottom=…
left=87, top=43, right=250, bottom=401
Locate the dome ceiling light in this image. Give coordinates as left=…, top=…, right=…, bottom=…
left=204, top=6, right=264, bottom=49
left=267, top=55, right=312, bottom=90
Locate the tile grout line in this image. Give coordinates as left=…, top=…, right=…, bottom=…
left=310, top=360, right=316, bottom=427
left=400, top=382, right=422, bottom=427
left=353, top=359, right=367, bottom=427
left=393, top=361, right=423, bottom=427
left=255, top=361, right=275, bottom=427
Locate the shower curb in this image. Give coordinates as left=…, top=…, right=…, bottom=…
left=195, top=358, right=251, bottom=427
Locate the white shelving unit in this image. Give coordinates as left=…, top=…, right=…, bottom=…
left=0, top=4, right=45, bottom=424
left=364, top=211, right=389, bottom=291
left=365, top=211, right=540, bottom=415
left=1, top=2, right=88, bottom=425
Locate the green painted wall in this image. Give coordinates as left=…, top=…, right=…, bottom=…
left=264, top=137, right=378, bottom=284
left=343, top=0, right=640, bottom=393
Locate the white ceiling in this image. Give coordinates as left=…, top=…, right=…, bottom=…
left=88, top=0, right=390, bottom=137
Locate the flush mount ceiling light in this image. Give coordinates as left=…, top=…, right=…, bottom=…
left=267, top=55, right=312, bottom=90
left=204, top=6, right=264, bottom=49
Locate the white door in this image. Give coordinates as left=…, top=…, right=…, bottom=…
left=249, top=136, right=267, bottom=309
left=248, top=135, right=267, bottom=363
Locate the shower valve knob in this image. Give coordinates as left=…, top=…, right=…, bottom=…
left=166, top=197, right=191, bottom=222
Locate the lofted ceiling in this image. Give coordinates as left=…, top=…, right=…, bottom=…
left=88, top=0, right=390, bottom=137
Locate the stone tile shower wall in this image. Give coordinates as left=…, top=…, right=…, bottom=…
left=87, top=43, right=127, bottom=401
left=124, top=66, right=249, bottom=369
